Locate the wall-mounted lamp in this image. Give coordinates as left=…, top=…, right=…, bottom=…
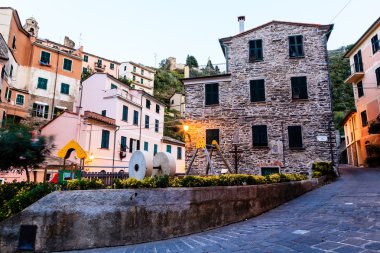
left=183, top=125, right=189, bottom=132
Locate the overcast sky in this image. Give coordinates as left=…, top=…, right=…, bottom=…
left=2, top=0, right=379, bottom=67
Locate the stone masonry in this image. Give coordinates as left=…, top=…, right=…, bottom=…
left=183, top=21, right=337, bottom=175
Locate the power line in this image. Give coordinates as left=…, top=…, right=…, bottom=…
left=330, top=0, right=352, bottom=23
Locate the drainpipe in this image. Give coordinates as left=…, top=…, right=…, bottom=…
left=112, top=125, right=120, bottom=172
left=51, top=51, right=60, bottom=119
left=138, top=92, right=144, bottom=148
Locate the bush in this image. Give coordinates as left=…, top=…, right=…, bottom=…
left=67, top=178, right=104, bottom=190
left=312, top=162, right=335, bottom=177
left=312, top=171, right=322, bottom=178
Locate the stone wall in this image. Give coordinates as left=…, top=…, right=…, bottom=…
left=0, top=180, right=321, bottom=252
left=184, top=22, right=337, bottom=175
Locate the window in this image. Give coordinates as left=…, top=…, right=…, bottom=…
left=16, top=94, right=24, bottom=105
left=133, top=110, right=139, bottom=125
left=121, top=136, right=127, bottom=151
left=146, top=99, right=151, bottom=109
left=249, top=39, right=263, bottom=62
left=206, top=129, right=219, bottom=146
left=371, top=34, right=379, bottom=54
left=5, top=88, right=11, bottom=102
left=353, top=50, right=363, bottom=72
left=32, top=103, right=49, bottom=118
left=291, top=76, right=308, bottom=99
left=83, top=55, right=88, bottom=62
left=37, top=77, right=48, bottom=90
left=9, top=65, right=13, bottom=78
left=82, top=67, right=87, bottom=74
left=124, top=66, right=127, bottom=71
left=133, top=66, right=136, bottom=72
left=288, top=126, right=303, bottom=148
left=63, top=58, right=72, bottom=71
left=250, top=79, right=265, bottom=102
left=122, top=105, right=128, bottom=121
left=1, top=66, right=5, bottom=79
left=60, top=83, right=70, bottom=95
left=110, top=63, right=114, bottom=70
left=145, top=115, right=149, bottom=128
left=357, top=81, right=364, bottom=98
left=375, top=67, right=380, bottom=86
left=141, top=69, right=144, bottom=75
left=144, top=141, right=149, bottom=151
left=252, top=125, right=268, bottom=146
left=156, top=104, right=160, bottom=113
left=154, top=144, right=158, bottom=155
left=111, top=83, right=117, bottom=89
left=155, top=119, right=159, bottom=132
left=97, top=59, right=102, bottom=67
left=289, top=35, right=304, bottom=58
left=101, top=130, right=110, bottom=149
left=129, top=138, right=140, bottom=153
left=133, top=75, right=136, bottom=81
left=205, top=83, right=219, bottom=105
left=177, top=147, right=182, bottom=160
left=361, top=111, right=368, bottom=127
left=141, top=78, right=144, bottom=84
left=11, top=36, right=16, bottom=50
left=261, top=167, right=279, bottom=176
left=101, top=110, right=106, bottom=116
left=166, top=145, right=172, bottom=153
left=40, top=51, right=50, bottom=65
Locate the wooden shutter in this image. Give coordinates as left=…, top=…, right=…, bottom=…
left=145, top=115, right=149, bottom=128
left=205, top=83, right=219, bottom=105
left=250, top=80, right=265, bottom=102
left=122, top=106, right=128, bottom=121
left=137, top=140, right=140, bottom=150
left=129, top=139, right=133, bottom=153
left=121, top=136, right=127, bottom=151
left=44, top=105, right=49, bottom=119
left=177, top=147, right=182, bottom=159
left=375, top=67, right=380, bottom=86
left=288, top=126, right=302, bottom=148
left=252, top=125, right=268, bottom=146
left=357, top=82, right=364, bottom=97
left=101, top=130, right=110, bottom=149
left=291, top=77, right=308, bottom=99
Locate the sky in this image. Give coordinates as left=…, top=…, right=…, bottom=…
left=2, top=0, right=379, bottom=67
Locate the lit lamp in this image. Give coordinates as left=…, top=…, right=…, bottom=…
left=183, top=125, right=189, bottom=132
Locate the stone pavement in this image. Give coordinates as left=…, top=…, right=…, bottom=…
left=63, top=166, right=380, bottom=253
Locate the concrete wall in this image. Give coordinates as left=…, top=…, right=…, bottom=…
left=0, top=179, right=321, bottom=252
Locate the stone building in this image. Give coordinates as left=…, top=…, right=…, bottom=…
left=182, top=19, right=337, bottom=175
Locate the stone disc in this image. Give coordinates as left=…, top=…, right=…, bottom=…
left=152, top=152, right=176, bottom=177
left=129, top=151, right=153, bottom=180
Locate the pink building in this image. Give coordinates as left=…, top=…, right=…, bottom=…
left=343, top=17, right=380, bottom=166
left=82, top=52, right=119, bottom=78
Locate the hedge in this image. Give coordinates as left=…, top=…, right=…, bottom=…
left=312, top=161, right=336, bottom=178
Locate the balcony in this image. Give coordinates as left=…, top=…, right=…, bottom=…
left=94, top=62, right=106, bottom=72
left=103, top=88, right=141, bottom=105
left=344, top=63, right=364, bottom=84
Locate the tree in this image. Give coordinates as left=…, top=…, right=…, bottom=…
left=81, top=66, right=94, bottom=81
left=159, top=59, right=171, bottom=70
left=186, top=55, right=198, bottom=68
left=205, top=59, right=215, bottom=71
left=0, top=125, right=52, bottom=182
left=118, top=76, right=132, bottom=86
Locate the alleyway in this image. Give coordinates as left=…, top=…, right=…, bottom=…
left=63, top=166, right=380, bottom=253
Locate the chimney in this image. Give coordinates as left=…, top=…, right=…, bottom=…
left=238, top=16, right=245, bottom=33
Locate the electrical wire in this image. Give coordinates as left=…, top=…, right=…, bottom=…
left=330, top=0, right=352, bottom=23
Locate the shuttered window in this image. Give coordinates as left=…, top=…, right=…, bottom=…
left=205, top=83, right=219, bottom=105
left=101, top=130, right=110, bottom=149
left=121, top=136, right=127, bottom=151
left=101, top=110, right=106, bottom=116
left=40, top=51, right=50, bottom=65
left=111, top=84, right=117, bottom=89
left=155, top=119, right=159, bottom=132
left=289, top=35, right=304, bottom=58
left=353, top=50, right=363, bottom=72
left=249, top=39, right=263, bottom=62
left=145, top=115, right=149, bottom=128
left=250, top=79, right=265, bottom=102
left=60, top=83, right=70, bottom=95
left=83, top=55, right=88, bottom=62
left=206, top=129, right=220, bottom=146
left=122, top=105, right=128, bottom=121
left=371, top=34, right=379, bottom=54
left=177, top=147, right=182, bottom=160
left=252, top=125, right=268, bottom=146
left=357, top=81, right=364, bottom=98
left=133, top=110, right=139, bottom=125
left=110, top=63, right=115, bottom=70
left=16, top=94, right=24, bottom=105
left=375, top=67, right=380, bottom=86
left=144, top=141, right=149, bottom=151
left=166, top=145, right=172, bottom=153
left=146, top=99, right=151, bottom=109
left=261, top=167, right=279, bottom=176
left=288, top=126, right=303, bottom=148
left=63, top=58, right=72, bottom=71
left=361, top=111, right=368, bottom=127
left=291, top=76, right=308, bottom=99
left=156, top=104, right=160, bottom=113
left=37, top=77, right=48, bottom=90
left=154, top=144, right=158, bottom=155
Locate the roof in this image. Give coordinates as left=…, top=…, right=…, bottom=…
left=84, top=111, right=116, bottom=126
left=341, top=109, right=357, bottom=126
left=219, top=20, right=334, bottom=55
left=344, top=17, right=380, bottom=58
left=125, top=61, right=156, bottom=73
left=162, top=136, right=185, bottom=146
left=40, top=111, right=78, bottom=130
left=83, top=51, right=120, bottom=64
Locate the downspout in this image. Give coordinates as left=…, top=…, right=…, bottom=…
left=51, top=50, right=60, bottom=119
left=138, top=92, right=143, bottom=148
left=112, top=125, right=120, bottom=172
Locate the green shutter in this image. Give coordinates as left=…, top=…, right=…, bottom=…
left=122, top=106, right=128, bottom=121
left=205, top=83, right=219, bottom=105
left=166, top=145, right=172, bottom=153
left=133, top=111, right=139, bottom=125
left=252, top=125, right=268, bottom=146
left=288, top=126, right=302, bottom=148
left=121, top=136, right=127, bottom=151
left=155, top=119, right=159, bottom=132
left=101, top=130, right=110, bottom=149
left=250, top=80, right=265, bottom=102
left=145, top=115, right=149, bottom=128
left=177, top=147, right=182, bottom=160
left=44, top=105, right=49, bottom=119
left=144, top=141, right=149, bottom=151
left=154, top=144, right=158, bottom=155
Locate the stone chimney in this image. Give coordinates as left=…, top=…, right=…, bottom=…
left=238, top=16, right=245, bottom=33
left=63, top=36, right=75, bottom=48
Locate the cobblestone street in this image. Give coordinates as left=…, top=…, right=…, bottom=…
left=64, top=166, right=380, bottom=253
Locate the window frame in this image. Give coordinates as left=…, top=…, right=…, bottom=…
left=120, top=136, right=127, bottom=151
left=166, top=145, right=172, bottom=153
left=288, top=125, right=303, bottom=149
left=101, top=130, right=110, bottom=149
left=177, top=147, right=182, bottom=160
left=156, top=104, right=160, bottom=114
left=357, top=81, right=364, bottom=98
left=101, top=110, right=106, bottom=116
left=37, top=77, right=48, bottom=90
left=291, top=76, right=308, bottom=100
left=110, top=63, right=115, bottom=70
left=16, top=94, right=24, bottom=105
left=122, top=105, right=128, bottom=121
left=155, top=119, right=159, bottom=132
left=249, top=39, right=263, bottom=62
left=371, top=34, right=379, bottom=54
left=146, top=99, right=151, bottom=109
left=153, top=144, right=158, bottom=155
left=133, top=110, right=139, bottom=125
left=145, top=115, right=149, bottom=129
left=40, top=51, right=51, bottom=65
left=288, top=35, right=304, bottom=58
left=144, top=141, right=149, bottom=151
left=205, top=83, right=219, bottom=106
left=361, top=110, right=368, bottom=127
left=63, top=58, right=73, bottom=71
left=32, top=103, right=49, bottom=119
left=60, top=83, right=70, bottom=95
left=250, top=79, right=265, bottom=102
left=83, top=55, right=88, bottom=62
left=252, top=125, right=268, bottom=147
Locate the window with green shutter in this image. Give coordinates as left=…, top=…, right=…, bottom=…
left=97, top=59, right=102, bottom=67
left=249, top=39, right=263, bottom=62
left=60, top=83, right=70, bottom=95
left=141, top=69, right=144, bottom=75
left=122, top=105, right=128, bottom=121
left=101, top=110, right=106, bottom=116
left=353, top=50, right=363, bottom=72
left=155, top=119, right=159, bottom=132
left=357, top=81, right=364, bottom=98
left=156, top=104, right=160, bottom=114
left=16, top=94, right=24, bottom=105
left=111, top=83, right=117, bottom=89
left=250, top=79, right=265, bottom=102
left=82, top=67, right=87, bottom=74
left=166, top=145, right=172, bottom=153
left=133, top=75, right=136, bottom=81
left=141, top=78, right=144, bottom=84
left=154, top=144, right=158, bottom=155
left=101, top=130, right=110, bottom=149
left=121, top=136, right=127, bottom=151
left=133, top=110, right=139, bottom=125
left=145, top=115, right=149, bottom=128
left=288, top=126, right=303, bottom=148
left=205, top=83, right=219, bottom=105
left=206, top=129, right=219, bottom=146
left=146, top=99, right=151, bottom=109
left=177, top=147, right=182, bottom=160
left=252, top=125, right=268, bottom=146
left=144, top=141, right=149, bottom=151
left=63, top=58, right=72, bottom=71
left=291, top=76, right=308, bottom=99
left=40, top=51, right=50, bottom=65
left=371, top=35, right=379, bottom=54
left=110, top=63, right=114, bottom=70
left=133, top=66, right=136, bottom=72
left=361, top=111, right=368, bottom=127
left=83, top=55, right=88, bottom=62
left=37, top=77, right=48, bottom=90
left=289, top=35, right=304, bottom=58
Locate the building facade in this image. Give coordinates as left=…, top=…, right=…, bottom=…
left=118, top=62, right=155, bottom=95
left=169, top=92, right=185, bottom=117
left=82, top=52, right=119, bottom=78
left=182, top=20, right=336, bottom=175
left=343, top=17, right=380, bottom=166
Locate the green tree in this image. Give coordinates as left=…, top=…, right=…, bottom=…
left=0, top=125, right=52, bottom=182
left=186, top=55, right=199, bottom=68
left=118, top=76, right=132, bottom=86
left=81, top=66, right=94, bottom=81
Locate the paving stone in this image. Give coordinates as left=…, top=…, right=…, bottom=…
left=364, top=242, right=380, bottom=250
left=340, top=237, right=370, bottom=246
left=313, top=241, right=343, bottom=250
left=332, top=245, right=363, bottom=253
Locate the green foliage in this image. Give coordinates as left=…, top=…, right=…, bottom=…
left=154, top=68, right=184, bottom=104
left=164, top=108, right=184, bottom=142
left=118, top=76, right=133, bottom=86
left=186, top=55, right=198, bottom=68
left=368, top=115, right=380, bottom=134
left=312, top=171, right=322, bottom=178
left=81, top=66, right=94, bottom=81
left=312, top=162, right=336, bottom=177
left=114, top=176, right=170, bottom=189
left=365, top=144, right=380, bottom=167
left=66, top=178, right=104, bottom=190
left=0, top=183, right=55, bottom=222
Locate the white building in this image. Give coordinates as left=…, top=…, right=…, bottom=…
left=118, top=61, right=156, bottom=95
left=169, top=92, right=185, bottom=117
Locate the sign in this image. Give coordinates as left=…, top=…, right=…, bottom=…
left=317, top=135, right=328, bottom=142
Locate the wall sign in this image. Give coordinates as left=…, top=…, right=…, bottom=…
left=317, top=135, right=328, bottom=142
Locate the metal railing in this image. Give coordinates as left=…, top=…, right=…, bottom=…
left=345, top=62, right=364, bottom=79
left=189, top=63, right=228, bottom=78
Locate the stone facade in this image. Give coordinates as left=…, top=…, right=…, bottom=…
left=183, top=21, right=337, bottom=175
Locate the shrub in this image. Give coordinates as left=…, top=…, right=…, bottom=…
left=67, top=178, right=104, bottom=190
left=312, top=171, right=322, bottom=178
left=267, top=174, right=281, bottom=183
left=312, top=162, right=335, bottom=177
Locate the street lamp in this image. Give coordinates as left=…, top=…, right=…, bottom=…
left=183, top=125, right=189, bottom=132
